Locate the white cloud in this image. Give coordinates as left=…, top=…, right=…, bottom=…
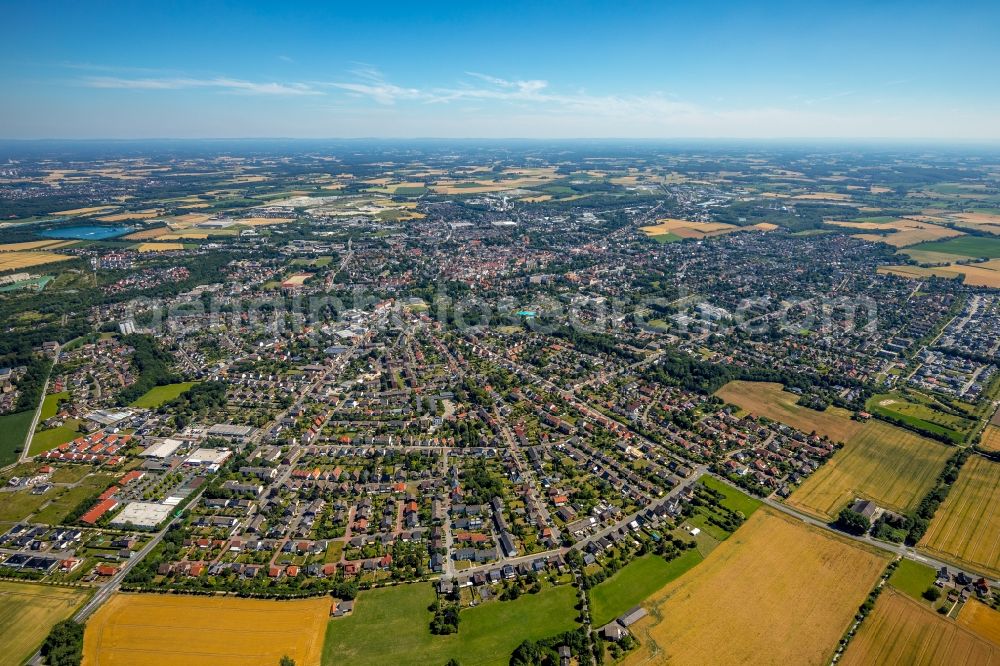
left=55, top=66, right=1000, bottom=138
left=81, top=76, right=322, bottom=96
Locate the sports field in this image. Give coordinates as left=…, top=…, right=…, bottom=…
left=715, top=381, right=862, bottom=442
left=0, top=581, right=91, bottom=666
left=323, top=582, right=578, bottom=665
left=83, top=593, right=330, bottom=666
left=622, top=509, right=888, bottom=665
left=958, top=600, right=1000, bottom=647
left=841, top=589, right=1000, bottom=665
left=787, top=420, right=951, bottom=519
left=130, top=382, right=197, bottom=408
left=980, top=425, right=1000, bottom=452
left=919, top=455, right=1000, bottom=577
left=589, top=550, right=703, bottom=627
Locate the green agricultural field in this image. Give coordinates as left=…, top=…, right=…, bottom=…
left=888, top=559, right=937, bottom=604
left=866, top=392, right=972, bottom=444
left=911, top=237, right=1000, bottom=258
left=50, top=465, right=93, bottom=484
left=0, top=489, right=50, bottom=522
left=323, top=582, right=578, bottom=665
left=701, top=476, right=762, bottom=517
left=29, top=419, right=82, bottom=455
left=0, top=410, right=34, bottom=467
left=393, top=186, right=428, bottom=196
left=787, top=420, right=952, bottom=520
left=0, top=581, right=91, bottom=666
left=38, top=391, right=68, bottom=421
left=130, top=381, right=198, bottom=408
left=32, top=474, right=115, bottom=525
left=590, top=550, right=703, bottom=627
left=651, top=232, right=683, bottom=243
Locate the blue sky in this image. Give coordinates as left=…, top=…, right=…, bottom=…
left=3, top=0, right=999, bottom=139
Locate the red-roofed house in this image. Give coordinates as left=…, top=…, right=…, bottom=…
left=81, top=498, right=119, bottom=524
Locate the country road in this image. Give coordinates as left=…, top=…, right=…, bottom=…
left=17, top=366, right=52, bottom=465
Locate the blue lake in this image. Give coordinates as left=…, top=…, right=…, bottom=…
left=40, top=225, right=132, bottom=240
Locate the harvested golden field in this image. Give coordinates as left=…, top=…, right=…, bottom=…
left=430, top=168, right=559, bottom=195
left=53, top=205, right=117, bottom=216
left=955, top=211, right=1000, bottom=226
left=623, top=509, right=888, bottom=666
left=841, top=589, right=1000, bottom=666
left=871, top=186, right=893, bottom=194
left=959, top=599, right=1000, bottom=647
left=96, top=209, right=162, bottom=222
left=829, top=218, right=964, bottom=247
left=787, top=420, right=952, bottom=520
left=715, top=381, right=863, bottom=442
left=0, top=240, right=63, bottom=251
left=159, top=232, right=210, bottom=240
left=135, top=242, right=185, bottom=252
left=83, top=593, right=330, bottom=666
left=640, top=218, right=738, bottom=238
left=169, top=213, right=212, bottom=226
left=878, top=261, right=1000, bottom=288
left=981, top=425, right=1000, bottom=453
left=878, top=264, right=955, bottom=277
left=123, top=227, right=170, bottom=240
left=920, top=455, right=1000, bottom=577
left=0, top=581, right=91, bottom=666
left=900, top=248, right=969, bottom=264
left=952, top=262, right=1000, bottom=288
left=878, top=265, right=962, bottom=280
left=0, top=251, right=73, bottom=271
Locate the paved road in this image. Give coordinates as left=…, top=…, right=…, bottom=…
left=17, top=367, right=52, bottom=465
left=455, top=466, right=707, bottom=578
